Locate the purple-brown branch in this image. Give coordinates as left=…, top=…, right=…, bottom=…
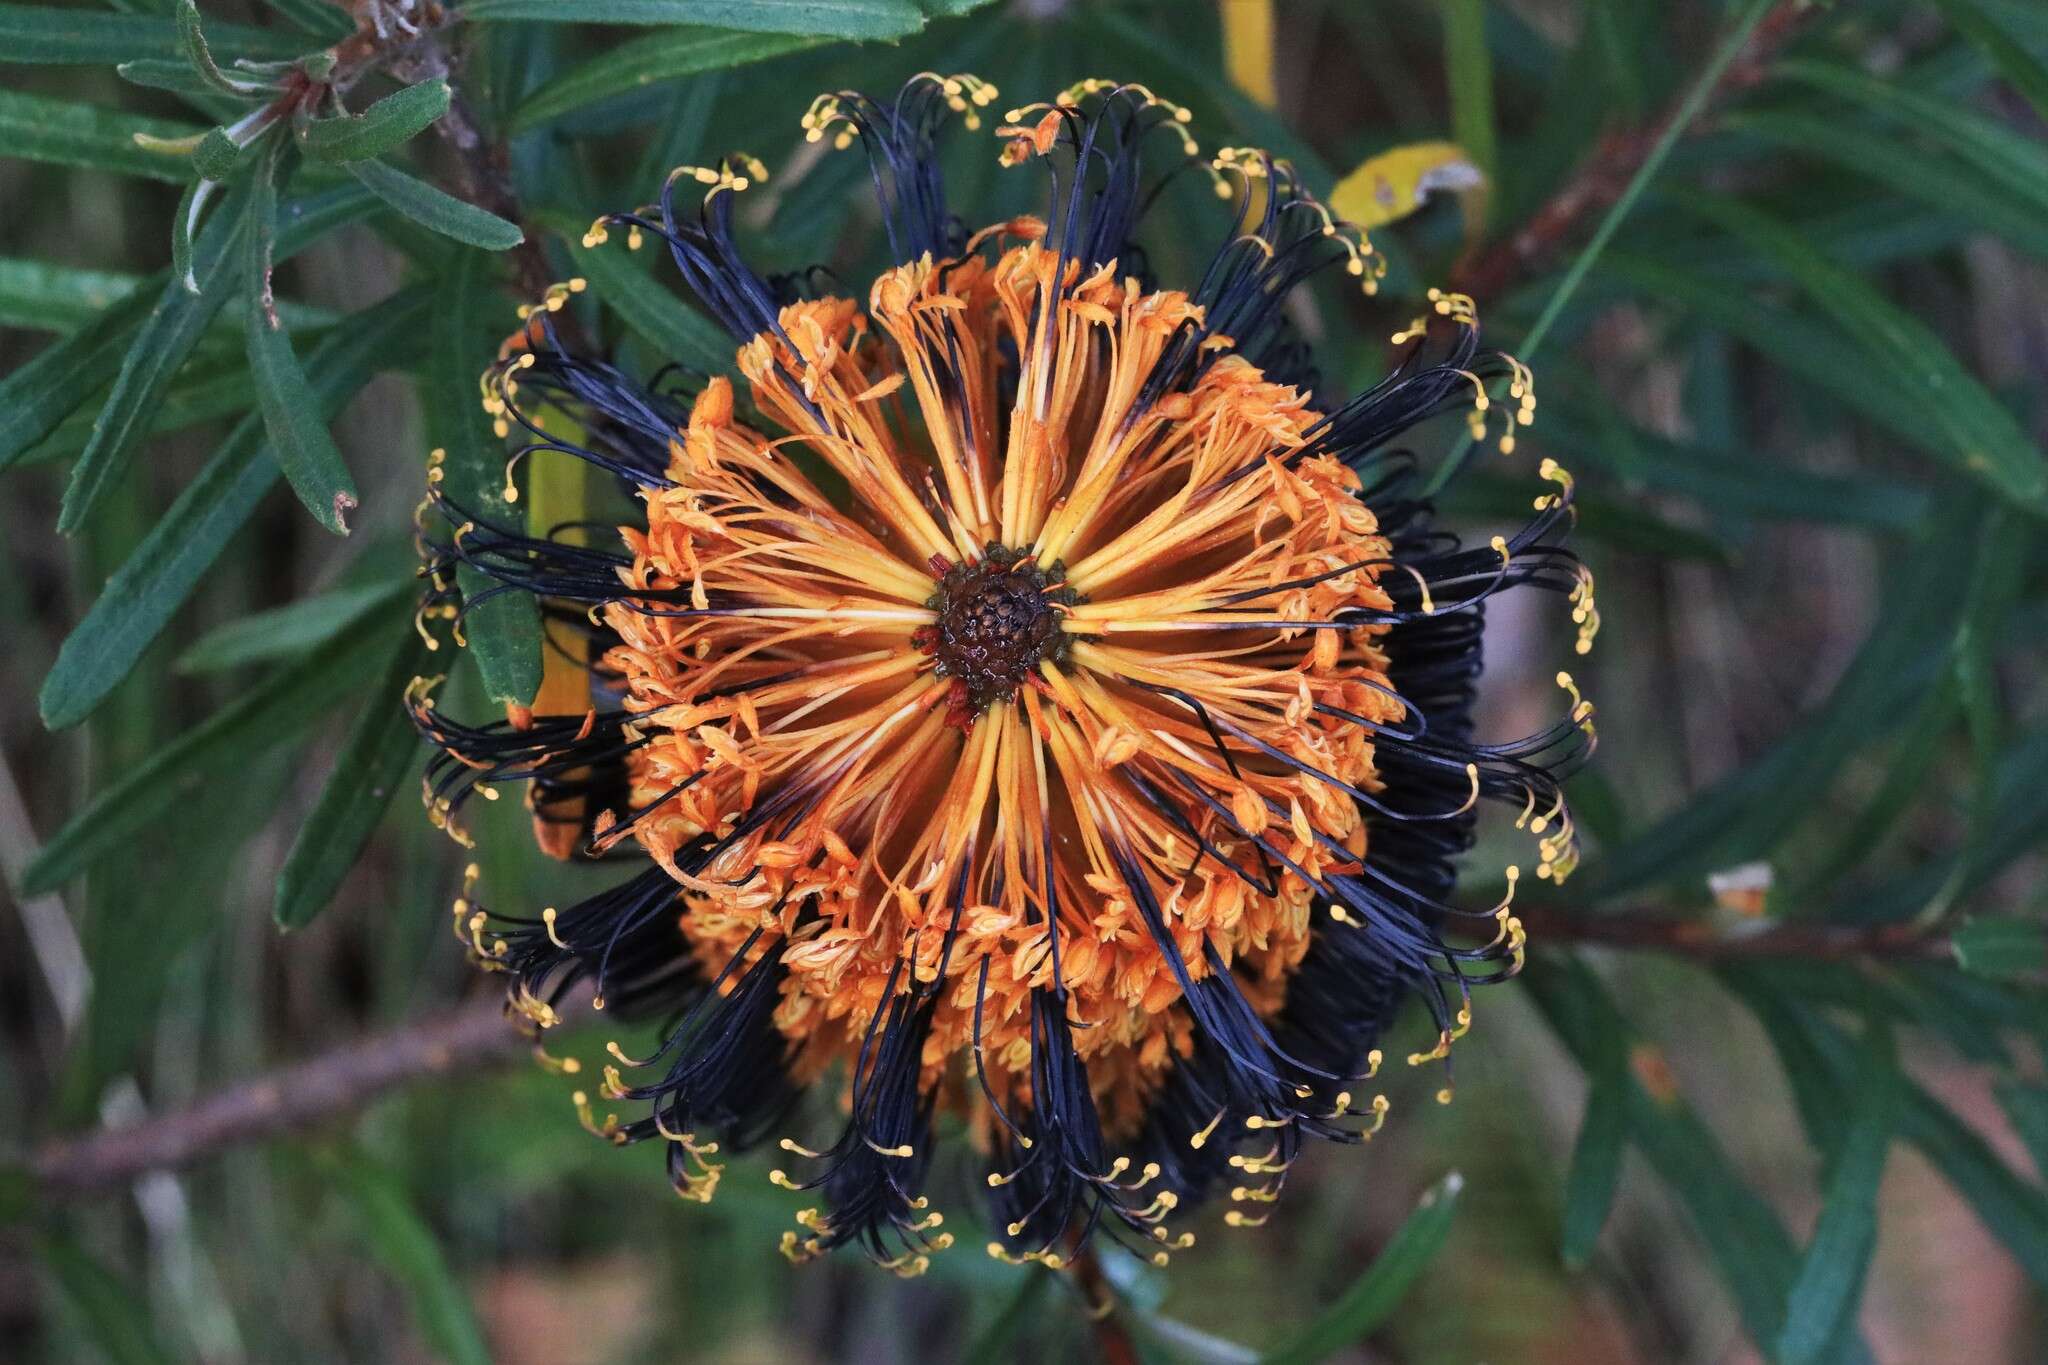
left=27, top=996, right=522, bottom=1197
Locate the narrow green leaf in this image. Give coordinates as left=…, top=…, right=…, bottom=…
left=1537, top=399, right=1929, bottom=531
left=175, top=0, right=261, bottom=97
left=1779, top=58, right=2048, bottom=220
left=1592, top=494, right=1984, bottom=896
left=0, top=256, right=146, bottom=332
left=1259, top=1170, right=1463, bottom=1365
left=1722, top=110, right=2048, bottom=260
left=259, top=0, right=354, bottom=40
left=37, top=1236, right=180, bottom=1365
left=118, top=55, right=243, bottom=106
left=1560, top=1018, right=1629, bottom=1269
left=464, top=0, right=925, bottom=37
left=57, top=181, right=253, bottom=535
left=301, top=78, right=450, bottom=163
left=1668, top=189, right=2048, bottom=511
left=0, top=285, right=159, bottom=472
left=0, top=2, right=303, bottom=64
left=346, top=157, right=523, bottom=249
left=1524, top=955, right=1810, bottom=1351
left=245, top=147, right=359, bottom=534
left=555, top=214, right=734, bottom=374
left=1848, top=728, right=2048, bottom=923
left=1440, top=0, right=1496, bottom=216
left=512, top=27, right=824, bottom=132
left=429, top=249, right=542, bottom=705
left=1791, top=997, right=2048, bottom=1288
left=0, top=86, right=203, bottom=181
left=959, top=1266, right=1051, bottom=1363
left=1776, top=1021, right=1899, bottom=1365
left=1951, top=918, right=2048, bottom=980
left=325, top=1152, right=492, bottom=1365
left=1930, top=505, right=2030, bottom=918
left=275, top=629, right=425, bottom=929
left=22, top=614, right=394, bottom=894
left=177, top=579, right=409, bottom=673
left=1993, top=1083, right=2048, bottom=1181
left=36, top=292, right=430, bottom=732
left=1785, top=679, right=1959, bottom=903
left=0, top=186, right=367, bottom=470
left=1931, top=0, right=2048, bottom=121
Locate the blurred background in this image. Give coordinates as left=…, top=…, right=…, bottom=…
left=3, top=0, right=2047, bottom=1360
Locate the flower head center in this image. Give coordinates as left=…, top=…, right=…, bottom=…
left=916, top=543, right=1076, bottom=714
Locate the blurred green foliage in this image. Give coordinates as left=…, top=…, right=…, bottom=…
left=2, top=0, right=2047, bottom=1361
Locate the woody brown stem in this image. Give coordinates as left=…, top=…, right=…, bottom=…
left=25, top=995, right=523, bottom=1198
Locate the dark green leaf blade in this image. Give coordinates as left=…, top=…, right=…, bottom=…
left=274, top=629, right=425, bottom=929
left=1524, top=954, right=1813, bottom=1350
left=0, top=86, right=203, bottom=181
left=325, top=1151, right=491, bottom=1365
left=512, top=27, right=825, bottom=132
left=36, top=1236, right=180, bottom=1365
left=1560, top=1017, right=1629, bottom=1269
left=36, top=293, right=430, bottom=732
left=23, top=612, right=392, bottom=894
left=0, top=283, right=159, bottom=473
left=1722, top=109, right=2048, bottom=261
left=1668, top=189, right=2048, bottom=512
left=300, top=78, right=451, bottom=163
left=345, top=158, right=523, bottom=250
left=260, top=0, right=354, bottom=40
left=177, top=579, right=409, bottom=673
left=1931, top=0, right=2048, bottom=121
left=245, top=151, right=359, bottom=535
left=58, top=182, right=252, bottom=536
left=0, top=2, right=303, bottom=65
left=1951, top=918, right=2048, bottom=980
left=428, top=249, right=542, bottom=705
left=1775, top=1021, right=1900, bottom=1365
left=464, top=0, right=925, bottom=37
left=1259, top=1171, right=1463, bottom=1365
left=1779, top=58, right=2048, bottom=220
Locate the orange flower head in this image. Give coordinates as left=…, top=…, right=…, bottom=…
left=413, top=75, right=1596, bottom=1274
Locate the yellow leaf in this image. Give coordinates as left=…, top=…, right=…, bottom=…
left=1330, top=140, right=1487, bottom=233
left=1220, top=0, right=1278, bottom=109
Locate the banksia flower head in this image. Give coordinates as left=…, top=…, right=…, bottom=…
left=412, top=74, right=1597, bottom=1274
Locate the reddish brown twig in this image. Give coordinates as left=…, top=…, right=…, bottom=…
left=1516, top=904, right=1951, bottom=963
left=1451, top=0, right=1813, bottom=303
left=27, top=995, right=525, bottom=1198
left=1067, top=1245, right=1141, bottom=1365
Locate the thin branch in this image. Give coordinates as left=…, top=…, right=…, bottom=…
left=1450, top=0, right=1813, bottom=304
left=27, top=995, right=526, bottom=1199
left=18, top=905, right=1952, bottom=1200
left=1516, top=904, right=1952, bottom=963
